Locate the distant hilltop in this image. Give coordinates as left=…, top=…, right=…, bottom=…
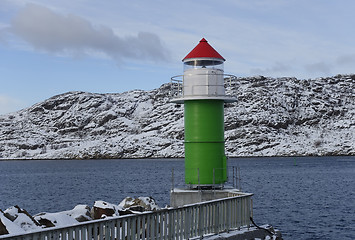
left=0, top=74, right=354, bottom=160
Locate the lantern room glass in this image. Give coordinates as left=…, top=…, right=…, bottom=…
left=183, top=59, right=224, bottom=72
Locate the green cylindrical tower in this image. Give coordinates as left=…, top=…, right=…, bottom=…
left=171, top=38, right=236, bottom=188
left=184, top=100, right=225, bottom=185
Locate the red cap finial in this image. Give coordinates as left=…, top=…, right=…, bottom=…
left=183, top=38, right=225, bottom=61
left=200, top=38, right=207, bottom=42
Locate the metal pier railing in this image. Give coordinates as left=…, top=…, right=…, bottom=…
left=0, top=194, right=253, bottom=240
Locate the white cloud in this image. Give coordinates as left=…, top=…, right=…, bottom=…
left=2, top=0, right=355, bottom=80
left=7, top=3, right=171, bottom=63
left=0, top=95, right=25, bottom=115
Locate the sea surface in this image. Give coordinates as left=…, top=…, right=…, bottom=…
left=0, top=156, right=354, bottom=239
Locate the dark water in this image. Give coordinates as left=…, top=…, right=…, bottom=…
left=0, top=156, right=354, bottom=239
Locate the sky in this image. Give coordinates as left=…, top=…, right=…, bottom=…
left=0, top=0, right=355, bottom=115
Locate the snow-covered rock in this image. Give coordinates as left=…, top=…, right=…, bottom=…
left=0, top=75, right=354, bottom=159
left=91, top=201, right=121, bottom=219
left=1, top=204, right=91, bottom=232
left=0, top=210, right=25, bottom=235
left=0, top=197, right=162, bottom=236
left=61, top=205, right=92, bottom=222
left=33, top=211, right=78, bottom=228
left=118, top=196, right=160, bottom=212
left=3, top=206, right=41, bottom=232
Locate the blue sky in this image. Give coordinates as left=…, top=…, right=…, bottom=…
left=1, top=0, right=355, bottom=115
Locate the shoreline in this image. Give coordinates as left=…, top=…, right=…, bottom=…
left=0, top=154, right=354, bottom=162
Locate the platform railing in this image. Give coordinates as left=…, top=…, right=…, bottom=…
left=170, top=74, right=237, bottom=99
left=0, top=194, right=253, bottom=240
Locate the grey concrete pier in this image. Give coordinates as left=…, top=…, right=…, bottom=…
left=170, top=187, right=246, bottom=207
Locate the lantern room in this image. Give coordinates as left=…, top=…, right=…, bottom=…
left=179, top=38, right=228, bottom=99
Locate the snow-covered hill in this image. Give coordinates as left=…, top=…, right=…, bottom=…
left=0, top=75, right=354, bottom=159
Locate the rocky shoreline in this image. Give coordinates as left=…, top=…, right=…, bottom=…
left=0, top=153, right=353, bottom=161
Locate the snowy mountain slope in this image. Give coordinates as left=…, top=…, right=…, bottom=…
left=0, top=75, right=354, bottom=159
left=224, top=75, right=354, bottom=156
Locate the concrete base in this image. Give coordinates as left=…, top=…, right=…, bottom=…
left=201, top=225, right=283, bottom=240
left=170, top=187, right=245, bottom=207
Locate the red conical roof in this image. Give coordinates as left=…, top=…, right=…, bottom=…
left=183, top=38, right=225, bottom=61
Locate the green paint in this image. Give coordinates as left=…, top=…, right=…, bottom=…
left=184, top=100, right=227, bottom=185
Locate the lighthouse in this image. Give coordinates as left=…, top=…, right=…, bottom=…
left=171, top=38, right=238, bottom=206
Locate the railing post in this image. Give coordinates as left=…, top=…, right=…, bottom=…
left=171, top=168, right=174, bottom=191
left=185, top=207, right=190, bottom=239
left=214, top=202, right=219, bottom=234
left=93, top=223, right=98, bottom=240
left=198, top=168, right=200, bottom=189
left=213, top=168, right=216, bottom=197
left=122, top=220, right=126, bottom=240
left=167, top=210, right=172, bottom=239
left=136, top=216, right=141, bottom=240
left=226, top=199, right=230, bottom=232
left=251, top=197, right=253, bottom=226
left=248, top=196, right=253, bottom=228
left=230, top=198, right=235, bottom=229
left=159, top=212, right=164, bottom=240
left=180, top=75, right=184, bottom=97
left=144, top=216, right=147, bottom=240
left=198, top=205, right=203, bottom=239
left=179, top=209, right=183, bottom=239
left=239, top=167, right=242, bottom=191
left=80, top=225, right=85, bottom=240
left=133, top=217, right=138, bottom=240
left=245, top=197, right=247, bottom=228
left=151, top=213, right=156, bottom=239
left=237, top=198, right=241, bottom=230
left=232, top=166, right=235, bottom=188
left=213, top=168, right=215, bottom=186
left=114, top=219, right=119, bottom=240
